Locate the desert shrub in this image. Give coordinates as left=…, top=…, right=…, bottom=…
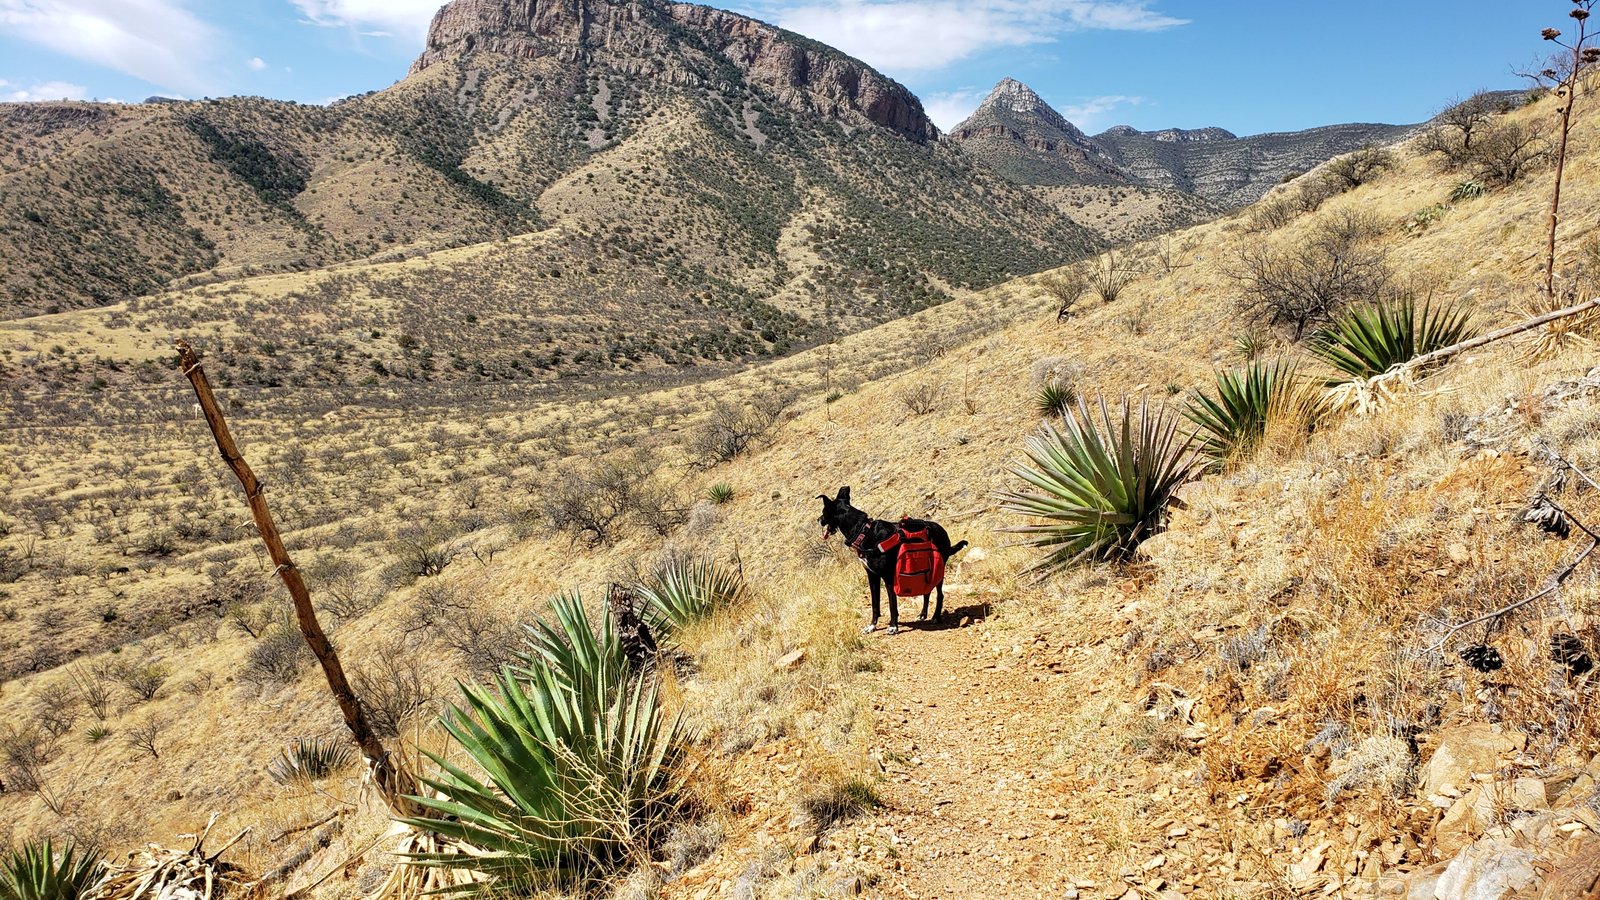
left=124, top=716, right=162, bottom=759
left=31, top=684, right=78, bottom=737
left=391, top=525, right=457, bottom=581
left=404, top=592, right=686, bottom=889
left=897, top=381, right=940, bottom=416
left=0, top=839, right=103, bottom=900
left=1229, top=210, right=1391, bottom=339
left=996, top=397, right=1201, bottom=574
left=541, top=452, right=673, bottom=547
left=685, top=395, right=788, bottom=469
left=353, top=647, right=433, bottom=738
left=0, top=724, right=56, bottom=793
left=1184, top=359, right=1313, bottom=469
left=1450, top=179, right=1485, bottom=202
left=1251, top=193, right=1298, bottom=231
left=1309, top=294, right=1478, bottom=381
left=1321, top=146, right=1395, bottom=192
left=307, top=557, right=376, bottom=623
left=1038, top=270, right=1088, bottom=320
left=636, top=558, right=746, bottom=634
left=705, top=483, right=734, bottom=505
left=266, top=737, right=355, bottom=786
left=1468, top=120, right=1551, bottom=186
left=241, top=624, right=310, bottom=687
left=111, top=661, right=169, bottom=703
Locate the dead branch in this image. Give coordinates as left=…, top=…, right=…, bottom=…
left=1427, top=537, right=1597, bottom=653
left=1397, top=296, right=1600, bottom=374
left=175, top=340, right=422, bottom=818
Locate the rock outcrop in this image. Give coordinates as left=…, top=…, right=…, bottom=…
left=411, top=0, right=933, bottom=140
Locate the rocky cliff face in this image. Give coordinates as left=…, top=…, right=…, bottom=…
left=411, top=0, right=933, bottom=140
left=951, top=78, right=1418, bottom=208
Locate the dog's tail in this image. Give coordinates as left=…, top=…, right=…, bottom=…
left=946, top=539, right=969, bottom=557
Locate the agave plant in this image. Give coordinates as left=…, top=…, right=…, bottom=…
left=636, top=559, right=746, bottom=635
left=0, top=840, right=103, bottom=900
left=1310, top=294, right=1477, bottom=381
left=996, top=397, right=1201, bottom=575
left=403, top=592, right=685, bottom=891
left=1183, top=359, right=1311, bottom=469
left=266, top=737, right=356, bottom=786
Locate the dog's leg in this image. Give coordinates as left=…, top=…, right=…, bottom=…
left=934, top=582, right=945, bottom=622
left=886, top=587, right=900, bottom=635
left=919, top=593, right=930, bottom=621
left=864, top=574, right=881, bottom=634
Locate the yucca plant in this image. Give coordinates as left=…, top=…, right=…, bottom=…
left=1183, top=359, right=1309, bottom=469
left=636, top=559, right=746, bottom=634
left=705, top=483, right=734, bottom=505
left=996, top=397, right=1201, bottom=575
left=1033, top=379, right=1076, bottom=419
left=403, top=592, right=685, bottom=891
left=1310, top=294, right=1478, bottom=381
left=1233, top=330, right=1268, bottom=361
left=0, top=840, right=103, bottom=900
left=267, top=737, right=356, bottom=786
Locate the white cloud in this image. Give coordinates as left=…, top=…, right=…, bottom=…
left=923, top=88, right=983, bottom=131
left=290, top=0, right=443, bottom=44
left=2, top=78, right=88, bottom=101
left=247, top=56, right=266, bottom=71
left=752, top=0, right=1186, bottom=72
left=0, top=0, right=216, bottom=93
left=1059, top=94, right=1144, bottom=130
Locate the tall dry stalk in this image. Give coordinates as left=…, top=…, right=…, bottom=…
left=175, top=339, right=421, bottom=817
left=1537, top=0, right=1600, bottom=302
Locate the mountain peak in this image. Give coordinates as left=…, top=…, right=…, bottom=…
left=973, top=78, right=1074, bottom=133
left=947, top=77, right=1126, bottom=186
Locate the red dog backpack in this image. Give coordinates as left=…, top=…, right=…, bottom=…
left=877, top=523, right=945, bottom=597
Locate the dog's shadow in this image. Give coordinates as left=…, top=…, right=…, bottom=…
left=910, top=602, right=991, bottom=633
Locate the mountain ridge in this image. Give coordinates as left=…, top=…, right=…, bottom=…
left=950, top=78, right=1419, bottom=208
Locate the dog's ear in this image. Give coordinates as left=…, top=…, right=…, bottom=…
left=838, top=486, right=851, bottom=503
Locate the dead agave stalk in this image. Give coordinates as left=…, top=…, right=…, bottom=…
left=86, top=814, right=253, bottom=900
left=176, top=339, right=421, bottom=818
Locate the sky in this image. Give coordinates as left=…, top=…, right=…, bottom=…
left=0, top=0, right=1572, bottom=136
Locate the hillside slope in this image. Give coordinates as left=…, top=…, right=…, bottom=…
left=0, top=0, right=1097, bottom=323
left=2, top=71, right=1600, bottom=900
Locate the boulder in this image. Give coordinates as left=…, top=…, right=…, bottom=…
left=1434, top=779, right=1549, bottom=858
left=1434, top=840, right=1538, bottom=900
left=1420, top=725, right=1524, bottom=796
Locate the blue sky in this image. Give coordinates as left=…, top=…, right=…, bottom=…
left=0, top=0, right=1565, bottom=136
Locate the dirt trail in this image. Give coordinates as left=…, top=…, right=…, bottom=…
left=843, top=599, right=1232, bottom=900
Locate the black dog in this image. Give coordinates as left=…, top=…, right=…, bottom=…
left=818, top=486, right=968, bottom=634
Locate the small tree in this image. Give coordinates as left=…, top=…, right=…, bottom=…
left=1229, top=210, right=1392, bottom=339
left=1419, top=91, right=1503, bottom=167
